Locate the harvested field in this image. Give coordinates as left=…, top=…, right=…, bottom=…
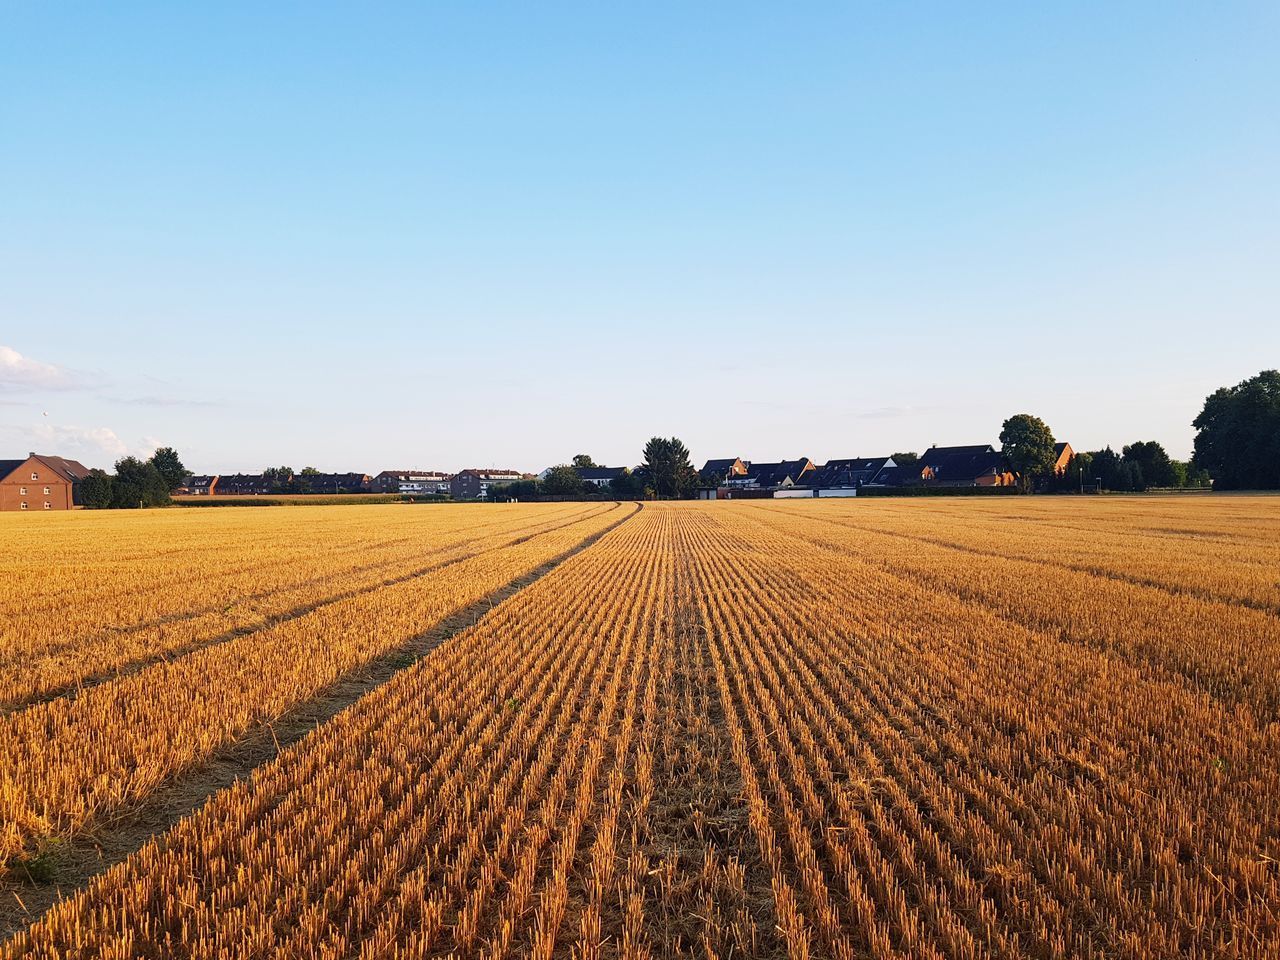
left=2, top=497, right=1278, bottom=958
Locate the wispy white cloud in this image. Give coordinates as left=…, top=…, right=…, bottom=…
left=0, top=346, right=220, bottom=409
left=30, top=422, right=130, bottom=461
left=101, top=394, right=220, bottom=408
left=0, top=345, right=79, bottom=391
left=855, top=405, right=932, bottom=420
left=139, top=436, right=167, bottom=457
left=0, top=419, right=160, bottom=467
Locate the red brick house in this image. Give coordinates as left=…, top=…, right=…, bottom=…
left=0, top=453, right=94, bottom=512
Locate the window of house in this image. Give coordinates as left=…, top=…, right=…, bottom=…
left=20, top=502, right=28, bottom=510
left=19, top=486, right=26, bottom=495
left=31, top=472, right=38, bottom=481
left=43, top=502, right=51, bottom=510
left=43, top=486, right=51, bottom=495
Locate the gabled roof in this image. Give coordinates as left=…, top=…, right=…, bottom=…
left=867, top=464, right=923, bottom=487
left=701, top=458, right=745, bottom=475
left=375, top=469, right=451, bottom=481
left=743, top=458, right=813, bottom=488
left=26, top=454, right=94, bottom=483
left=802, top=456, right=895, bottom=488
left=576, top=466, right=625, bottom=481
left=305, top=472, right=370, bottom=482
left=922, top=450, right=1007, bottom=482
left=216, top=473, right=270, bottom=488
left=456, top=468, right=524, bottom=480
left=920, top=444, right=995, bottom=464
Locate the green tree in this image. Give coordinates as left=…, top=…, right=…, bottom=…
left=891, top=451, right=919, bottom=466
left=1089, top=447, right=1143, bottom=492
left=296, top=466, right=321, bottom=493
left=1122, top=441, right=1177, bottom=489
left=999, top=414, right=1057, bottom=493
left=1047, top=451, right=1094, bottom=492
left=262, top=466, right=297, bottom=494
left=490, top=478, right=539, bottom=501
left=148, top=446, right=187, bottom=491
left=608, top=468, right=644, bottom=499
left=638, top=437, right=697, bottom=499
left=112, top=456, right=171, bottom=508
left=78, top=469, right=115, bottom=509
left=1067, top=451, right=1095, bottom=492
left=542, top=464, right=585, bottom=496
left=1090, top=448, right=1121, bottom=491
left=1184, top=462, right=1212, bottom=488
left=1192, top=370, right=1280, bottom=490
left=571, top=454, right=598, bottom=469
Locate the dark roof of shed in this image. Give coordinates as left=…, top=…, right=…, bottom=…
left=921, top=444, right=994, bottom=463
left=0, top=460, right=24, bottom=482
left=576, top=466, right=625, bottom=481
left=924, top=450, right=1007, bottom=479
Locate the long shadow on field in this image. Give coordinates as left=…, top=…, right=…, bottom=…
left=1, top=504, right=615, bottom=716
left=0, top=502, right=641, bottom=942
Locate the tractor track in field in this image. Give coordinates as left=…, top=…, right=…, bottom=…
left=1, top=504, right=616, bottom=716
left=0, top=501, right=640, bottom=942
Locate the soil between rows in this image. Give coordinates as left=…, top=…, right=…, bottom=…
left=0, top=501, right=640, bottom=941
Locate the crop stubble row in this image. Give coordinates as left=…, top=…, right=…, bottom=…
left=3, top=498, right=1278, bottom=958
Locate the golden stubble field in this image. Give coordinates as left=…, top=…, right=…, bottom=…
left=1, top=496, right=1278, bottom=959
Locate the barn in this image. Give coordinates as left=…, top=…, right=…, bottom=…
left=0, top=453, right=94, bottom=512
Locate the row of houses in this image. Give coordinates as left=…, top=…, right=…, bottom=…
left=183, top=468, right=530, bottom=500
left=699, top=443, right=1074, bottom=497
left=2, top=445, right=1074, bottom=511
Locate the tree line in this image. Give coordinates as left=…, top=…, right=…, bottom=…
left=75, top=369, right=1279, bottom=508
left=79, top=447, right=187, bottom=509
left=999, top=369, right=1277, bottom=492
left=492, top=439, right=700, bottom=501
left=504, top=367, right=1277, bottom=502
left=993, top=414, right=1210, bottom=493
left=260, top=466, right=336, bottom=494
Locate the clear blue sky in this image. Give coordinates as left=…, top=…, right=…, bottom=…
left=2, top=3, right=1277, bottom=472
